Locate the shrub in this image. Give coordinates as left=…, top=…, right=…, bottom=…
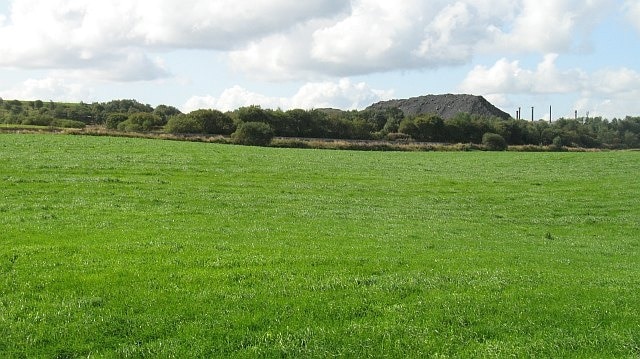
left=117, top=112, right=163, bottom=132
left=232, top=122, right=275, bottom=146
left=482, top=132, right=508, bottom=151
left=52, top=119, right=86, bottom=128
left=188, top=109, right=235, bottom=135
left=550, top=136, right=566, bottom=151
left=165, top=115, right=202, bottom=134
left=105, top=113, right=128, bottom=129
left=21, top=115, right=53, bottom=126
left=386, top=132, right=412, bottom=142
left=117, top=120, right=143, bottom=132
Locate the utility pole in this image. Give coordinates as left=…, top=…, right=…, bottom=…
left=549, top=106, right=552, bottom=124
left=518, top=107, right=521, bottom=120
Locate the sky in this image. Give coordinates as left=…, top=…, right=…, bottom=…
left=1, top=0, right=639, bottom=120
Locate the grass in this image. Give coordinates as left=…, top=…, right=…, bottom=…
left=1, top=133, right=639, bottom=358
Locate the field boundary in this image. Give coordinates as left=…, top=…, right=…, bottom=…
left=0, top=124, right=603, bottom=152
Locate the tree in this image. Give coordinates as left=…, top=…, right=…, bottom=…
left=398, top=118, right=418, bottom=140
left=551, top=136, right=564, bottom=151
left=188, top=109, right=235, bottom=135
left=105, top=113, right=129, bottom=129
left=416, top=115, right=445, bottom=142
left=235, top=105, right=271, bottom=124
left=117, top=112, right=163, bottom=132
left=165, top=115, right=202, bottom=134
left=482, top=132, right=508, bottom=151
left=154, top=105, right=182, bottom=124
left=232, top=122, right=274, bottom=146
left=623, top=131, right=639, bottom=148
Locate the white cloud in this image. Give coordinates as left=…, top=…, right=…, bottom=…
left=0, top=77, right=90, bottom=101
left=624, top=0, right=640, bottom=33
left=0, top=0, right=347, bottom=80
left=290, top=79, right=394, bottom=109
left=230, top=0, right=612, bottom=80
left=459, top=55, right=640, bottom=118
left=310, top=0, right=421, bottom=66
left=459, top=54, right=587, bottom=95
left=182, top=79, right=393, bottom=112
left=486, top=0, right=609, bottom=54
left=0, top=0, right=613, bottom=82
left=184, top=86, right=283, bottom=113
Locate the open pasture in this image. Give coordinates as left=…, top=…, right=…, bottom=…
left=1, top=134, right=639, bottom=357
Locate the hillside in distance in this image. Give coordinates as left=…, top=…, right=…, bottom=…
left=366, top=94, right=511, bottom=120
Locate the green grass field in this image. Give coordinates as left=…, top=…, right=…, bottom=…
left=1, top=134, right=639, bottom=358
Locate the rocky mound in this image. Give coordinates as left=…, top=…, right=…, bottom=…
left=367, top=94, right=510, bottom=120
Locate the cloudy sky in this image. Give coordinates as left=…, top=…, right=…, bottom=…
left=1, top=0, right=639, bottom=119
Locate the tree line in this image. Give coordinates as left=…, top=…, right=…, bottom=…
left=1, top=97, right=639, bottom=149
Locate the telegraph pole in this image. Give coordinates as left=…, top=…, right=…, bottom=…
left=549, top=106, right=552, bottom=124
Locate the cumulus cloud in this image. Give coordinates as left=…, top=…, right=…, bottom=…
left=0, top=77, right=90, bottom=101
left=0, top=0, right=615, bottom=81
left=0, top=0, right=347, bottom=80
left=459, top=55, right=640, bottom=118
left=231, top=0, right=510, bottom=78
left=182, top=79, right=393, bottom=112
left=486, top=0, right=610, bottom=54
left=624, top=0, right=640, bottom=33
left=230, top=0, right=611, bottom=79
left=459, top=54, right=587, bottom=95
left=184, top=86, right=283, bottom=113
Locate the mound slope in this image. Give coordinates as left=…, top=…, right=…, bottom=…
left=367, top=94, right=511, bottom=120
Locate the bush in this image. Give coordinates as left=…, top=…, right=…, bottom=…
left=550, top=136, right=566, bottom=151
left=21, top=115, right=53, bottom=126
left=52, top=119, right=86, bottom=128
left=386, top=132, right=412, bottom=142
left=482, top=132, right=508, bottom=151
left=117, top=120, right=143, bottom=132
left=105, top=113, right=128, bottom=129
left=117, top=112, right=163, bottom=132
left=188, top=109, right=235, bottom=135
left=232, top=122, right=275, bottom=146
left=165, top=115, right=202, bottom=134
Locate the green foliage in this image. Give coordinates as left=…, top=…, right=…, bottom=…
left=1, top=134, right=639, bottom=357
left=386, top=132, right=412, bottom=141
left=51, top=119, right=86, bottom=128
left=234, top=105, right=270, bottom=124
left=164, top=115, right=202, bottom=134
left=2, top=97, right=640, bottom=149
left=551, top=136, right=565, bottom=151
left=482, top=132, right=508, bottom=151
left=399, top=114, right=446, bottom=142
left=101, top=99, right=154, bottom=114
left=21, top=114, right=53, bottom=126
left=105, top=113, right=128, bottom=130
left=117, top=112, right=163, bottom=132
left=187, top=109, right=235, bottom=135
left=153, top=104, right=182, bottom=123
left=232, top=121, right=275, bottom=146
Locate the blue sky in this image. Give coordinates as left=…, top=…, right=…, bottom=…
left=1, top=0, right=639, bottom=119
